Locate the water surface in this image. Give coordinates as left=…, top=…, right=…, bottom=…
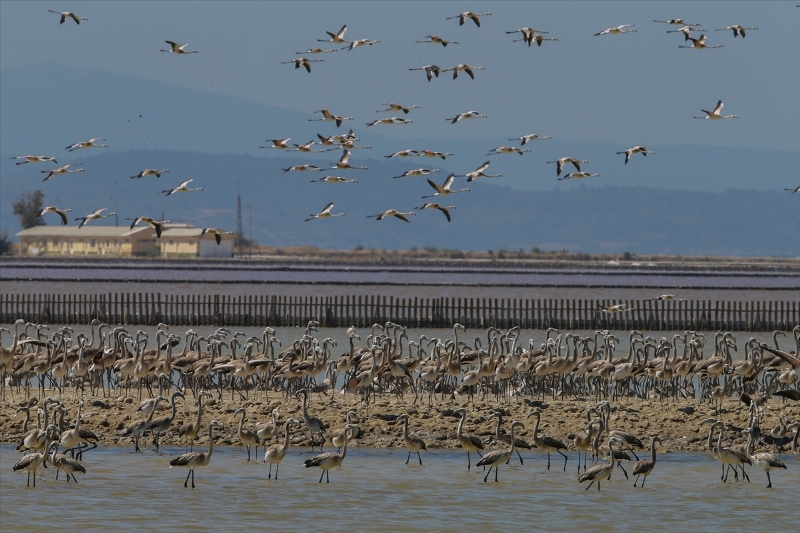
left=2, top=444, right=797, bottom=532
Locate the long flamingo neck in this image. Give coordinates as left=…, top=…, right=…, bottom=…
left=341, top=429, right=349, bottom=460
left=282, top=422, right=291, bottom=451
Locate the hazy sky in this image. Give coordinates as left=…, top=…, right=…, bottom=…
left=2, top=1, right=799, bottom=152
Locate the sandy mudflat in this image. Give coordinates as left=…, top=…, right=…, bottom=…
left=3, top=390, right=797, bottom=454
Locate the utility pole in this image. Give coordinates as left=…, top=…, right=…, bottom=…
left=245, top=203, right=252, bottom=257
left=236, top=179, right=244, bottom=255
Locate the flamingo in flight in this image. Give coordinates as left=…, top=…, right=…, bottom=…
left=162, top=179, right=203, bottom=196
left=12, top=155, right=57, bottom=165
left=409, top=65, right=444, bottom=82
left=546, top=157, right=588, bottom=177
left=367, top=209, right=416, bottom=222
left=422, top=174, right=470, bottom=198
left=446, top=12, right=492, bottom=27
left=447, top=110, right=487, bottom=124
left=319, top=25, right=349, bottom=44
left=48, top=10, right=87, bottom=24
left=377, top=103, right=420, bottom=114
left=510, top=134, right=551, bottom=145
left=694, top=100, right=737, bottom=120
left=716, top=25, right=758, bottom=38
left=679, top=34, right=723, bottom=49
left=616, top=146, right=655, bottom=165
left=305, top=203, right=345, bottom=222
left=76, top=208, right=115, bottom=229
left=39, top=206, right=72, bottom=225
left=594, top=25, right=637, bottom=36
left=459, top=161, right=502, bottom=182
left=282, top=58, right=324, bottom=73
left=416, top=35, right=459, bottom=47
left=415, top=203, right=455, bottom=222
left=160, top=41, right=198, bottom=54
left=308, top=109, right=353, bottom=128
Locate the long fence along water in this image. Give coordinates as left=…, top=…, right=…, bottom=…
left=2, top=292, right=797, bottom=331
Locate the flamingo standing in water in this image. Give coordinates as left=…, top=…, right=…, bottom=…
left=169, top=421, right=224, bottom=488
left=303, top=424, right=360, bottom=483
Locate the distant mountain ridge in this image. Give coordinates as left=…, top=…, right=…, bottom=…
left=1, top=149, right=797, bottom=257
left=2, top=63, right=799, bottom=195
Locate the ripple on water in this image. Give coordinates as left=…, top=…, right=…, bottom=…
left=2, top=445, right=798, bottom=532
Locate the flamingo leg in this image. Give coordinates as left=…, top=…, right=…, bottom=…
left=558, top=451, right=568, bottom=471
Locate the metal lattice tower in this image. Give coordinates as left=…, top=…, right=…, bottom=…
left=236, top=180, right=244, bottom=245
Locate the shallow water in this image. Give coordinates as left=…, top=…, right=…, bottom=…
left=4, top=280, right=797, bottom=303
left=1, top=444, right=798, bottom=532
left=3, top=260, right=798, bottom=303
left=0, top=325, right=782, bottom=393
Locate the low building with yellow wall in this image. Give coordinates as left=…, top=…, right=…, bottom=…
left=15, top=223, right=234, bottom=258
left=16, top=225, right=156, bottom=256
left=160, top=225, right=234, bottom=258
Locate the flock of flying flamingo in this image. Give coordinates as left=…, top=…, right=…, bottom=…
left=7, top=320, right=800, bottom=488
left=11, top=7, right=796, bottom=237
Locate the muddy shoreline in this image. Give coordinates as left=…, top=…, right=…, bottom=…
left=3, top=391, right=797, bottom=455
